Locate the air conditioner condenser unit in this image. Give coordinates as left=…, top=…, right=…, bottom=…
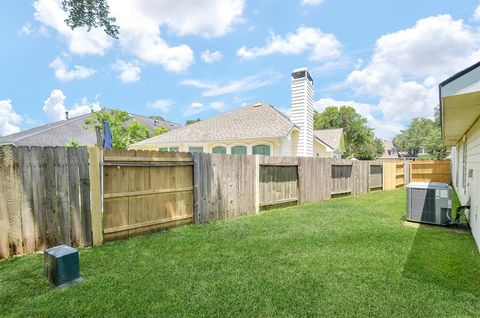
left=406, top=182, right=452, bottom=226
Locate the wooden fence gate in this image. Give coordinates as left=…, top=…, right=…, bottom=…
left=102, top=150, right=193, bottom=241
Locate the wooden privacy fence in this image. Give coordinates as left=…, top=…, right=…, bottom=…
left=193, top=154, right=384, bottom=221
left=0, top=144, right=453, bottom=259
left=0, top=145, right=101, bottom=259
left=103, top=150, right=193, bottom=241
left=383, top=160, right=451, bottom=190
left=259, top=156, right=299, bottom=209
left=410, top=160, right=451, bottom=183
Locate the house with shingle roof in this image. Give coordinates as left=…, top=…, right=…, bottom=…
left=130, top=68, right=345, bottom=158
left=0, top=109, right=181, bottom=147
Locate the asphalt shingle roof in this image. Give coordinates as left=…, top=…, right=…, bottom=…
left=313, top=128, right=343, bottom=150
left=0, top=110, right=181, bottom=147
left=133, top=102, right=296, bottom=145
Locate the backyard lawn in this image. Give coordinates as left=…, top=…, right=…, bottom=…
left=1, top=189, right=480, bottom=317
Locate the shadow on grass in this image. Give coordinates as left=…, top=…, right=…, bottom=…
left=403, top=222, right=480, bottom=296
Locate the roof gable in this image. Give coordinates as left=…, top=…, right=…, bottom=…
left=313, top=128, right=344, bottom=151
left=132, top=102, right=295, bottom=145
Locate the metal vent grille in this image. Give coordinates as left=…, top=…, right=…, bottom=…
left=406, top=183, right=451, bottom=226
left=409, top=189, right=436, bottom=223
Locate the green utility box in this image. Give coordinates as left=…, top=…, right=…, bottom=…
left=44, top=245, right=81, bottom=287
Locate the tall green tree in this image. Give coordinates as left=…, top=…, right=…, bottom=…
left=84, top=109, right=166, bottom=149
left=62, top=0, right=119, bottom=38
left=393, top=117, right=447, bottom=160
left=313, top=106, right=383, bottom=160
left=185, top=118, right=201, bottom=125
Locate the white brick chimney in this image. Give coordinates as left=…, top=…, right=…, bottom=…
left=290, top=67, right=314, bottom=157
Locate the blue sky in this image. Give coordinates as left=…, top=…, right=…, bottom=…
left=1, top=0, right=480, bottom=139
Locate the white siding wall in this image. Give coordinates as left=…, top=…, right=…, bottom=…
left=453, top=117, right=480, bottom=251
left=291, top=74, right=314, bottom=157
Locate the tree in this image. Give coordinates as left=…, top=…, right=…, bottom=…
left=62, top=0, right=119, bottom=38
left=393, top=118, right=447, bottom=159
left=149, top=115, right=165, bottom=121
left=185, top=118, right=201, bottom=125
left=313, top=106, right=384, bottom=160
left=84, top=109, right=163, bottom=149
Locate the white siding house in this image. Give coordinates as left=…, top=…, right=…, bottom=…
left=440, top=61, right=480, bottom=251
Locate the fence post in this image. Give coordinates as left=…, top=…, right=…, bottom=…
left=0, top=146, right=12, bottom=258
left=254, top=155, right=260, bottom=214
left=88, top=147, right=103, bottom=245
left=404, top=160, right=410, bottom=185
left=193, top=152, right=201, bottom=224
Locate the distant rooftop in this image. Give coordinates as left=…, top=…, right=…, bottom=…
left=0, top=109, right=181, bottom=147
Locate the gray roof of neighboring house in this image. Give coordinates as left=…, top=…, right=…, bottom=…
left=0, top=109, right=181, bottom=147
left=133, top=102, right=296, bottom=145
left=379, top=140, right=401, bottom=159
left=313, top=128, right=343, bottom=151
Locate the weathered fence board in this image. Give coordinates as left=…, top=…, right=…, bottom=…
left=298, top=157, right=331, bottom=204
left=331, top=160, right=353, bottom=196
left=193, top=153, right=257, bottom=223
left=259, top=156, right=299, bottom=208
left=103, top=149, right=193, bottom=241
left=0, top=145, right=97, bottom=259
left=369, top=163, right=383, bottom=190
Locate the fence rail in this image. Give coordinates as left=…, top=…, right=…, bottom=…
left=0, top=144, right=452, bottom=259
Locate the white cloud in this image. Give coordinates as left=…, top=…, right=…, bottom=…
left=301, top=0, right=324, bottom=5
left=112, top=59, right=141, bottom=83
left=34, top=0, right=245, bottom=72
left=0, top=100, right=22, bottom=136
left=474, top=5, right=480, bottom=21
left=343, top=14, right=480, bottom=138
left=43, top=89, right=101, bottom=121
left=182, top=102, right=205, bottom=117
left=210, top=101, right=226, bottom=111
left=237, top=27, right=341, bottom=61
left=147, top=99, right=174, bottom=112
left=34, top=0, right=112, bottom=55
left=201, top=50, right=223, bottom=63
left=49, top=57, right=96, bottom=81
left=18, top=23, right=33, bottom=36
left=181, top=72, right=282, bottom=97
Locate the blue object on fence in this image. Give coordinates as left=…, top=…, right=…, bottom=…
left=44, top=245, right=81, bottom=287
left=103, top=120, right=113, bottom=149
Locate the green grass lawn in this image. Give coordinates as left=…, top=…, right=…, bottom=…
left=1, top=189, right=480, bottom=317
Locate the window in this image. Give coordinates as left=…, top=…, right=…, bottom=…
left=159, top=147, right=179, bottom=152
left=212, top=146, right=226, bottom=154
left=188, top=147, right=203, bottom=153
left=231, top=146, right=247, bottom=155
left=252, top=144, right=271, bottom=156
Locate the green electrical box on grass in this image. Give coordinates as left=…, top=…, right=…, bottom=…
left=44, top=245, right=81, bottom=287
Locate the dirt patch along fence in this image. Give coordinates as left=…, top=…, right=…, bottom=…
left=0, top=145, right=102, bottom=259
